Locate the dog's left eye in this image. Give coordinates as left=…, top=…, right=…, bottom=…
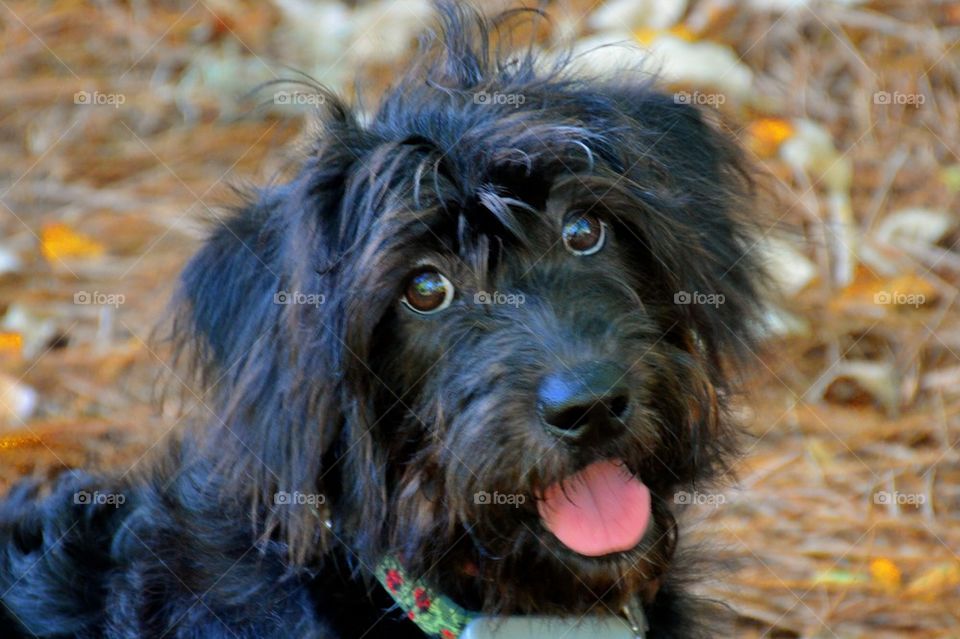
left=401, top=268, right=454, bottom=314
left=562, top=213, right=606, bottom=256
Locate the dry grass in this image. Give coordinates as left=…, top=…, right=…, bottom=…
left=0, top=1, right=958, bottom=637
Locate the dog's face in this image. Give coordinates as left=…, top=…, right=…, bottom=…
left=173, top=11, right=763, bottom=619
left=370, top=176, right=697, bottom=612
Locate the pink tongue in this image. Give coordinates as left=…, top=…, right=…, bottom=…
left=537, top=460, right=651, bottom=557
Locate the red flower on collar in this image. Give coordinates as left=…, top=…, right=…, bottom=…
left=385, top=568, right=403, bottom=592
left=414, top=587, right=432, bottom=612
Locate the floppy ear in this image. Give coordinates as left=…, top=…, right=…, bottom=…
left=600, top=88, right=767, bottom=368
left=174, top=188, right=286, bottom=374
left=168, top=180, right=348, bottom=563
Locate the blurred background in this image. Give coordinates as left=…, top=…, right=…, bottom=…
left=1, top=1, right=958, bottom=636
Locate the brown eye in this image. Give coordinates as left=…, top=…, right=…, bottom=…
left=562, top=213, right=606, bottom=256
left=401, top=267, right=454, bottom=314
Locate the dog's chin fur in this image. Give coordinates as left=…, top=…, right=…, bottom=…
left=0, top=4, right=766, bottom=638
left=422, top=496, right=679, bottom=616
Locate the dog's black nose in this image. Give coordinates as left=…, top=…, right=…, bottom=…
left=538, top=362, right=631, bottom=441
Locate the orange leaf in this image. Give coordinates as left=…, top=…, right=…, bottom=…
left=669, top=25, right=697, bottom=41
left=747, top=118, right=794, bottom=158
left=0, top=332, right=22, bottom=358
left=831, top=270, right=937, bottom=314
left=0, top=434, right=41, bottom=450
left=869, top=558, right=902, bottom=591
left=634, top=25, right=697, bottom=46
left=873, top=274, right=938, bottom=309
left=40, top=223, right=104, bottom=262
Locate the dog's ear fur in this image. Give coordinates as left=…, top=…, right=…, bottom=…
left=174, top=190, right=284, bottom=372
left=168, top=168, right=366, bottom=563
left=597, top=87, right=766, bottom=371
left=165, top=85, right=417, bottom=564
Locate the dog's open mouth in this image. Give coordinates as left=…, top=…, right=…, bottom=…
left=537, top=459, right=651, bottom=557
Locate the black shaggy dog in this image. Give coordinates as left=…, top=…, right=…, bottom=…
left=0, top=6, right=765, bottom=638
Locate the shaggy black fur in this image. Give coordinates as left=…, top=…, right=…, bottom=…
left=0, top=5, right=765, bottom=638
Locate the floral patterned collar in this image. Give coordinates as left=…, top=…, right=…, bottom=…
left=375, top=556, right=648, bottom=638
left=376, top=555, right=475, bottom=638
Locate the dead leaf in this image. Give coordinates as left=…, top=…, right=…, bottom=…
left=869, top=558, right=902, bottom=592
left=747, top=118, right=794, bottom=158
left=40, top=222, right=104, bottom=262
left=904, top=562, right=960, bottom=600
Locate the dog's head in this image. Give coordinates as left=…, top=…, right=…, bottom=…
left=171, top=5, right=765, bottom=619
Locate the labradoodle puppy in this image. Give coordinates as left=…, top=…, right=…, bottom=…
left=0, top=6, right=764, bottom=638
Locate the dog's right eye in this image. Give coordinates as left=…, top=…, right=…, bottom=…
left=562, top=212, right=606, bottom=256
left=401, top=268, right=454, bottom=315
